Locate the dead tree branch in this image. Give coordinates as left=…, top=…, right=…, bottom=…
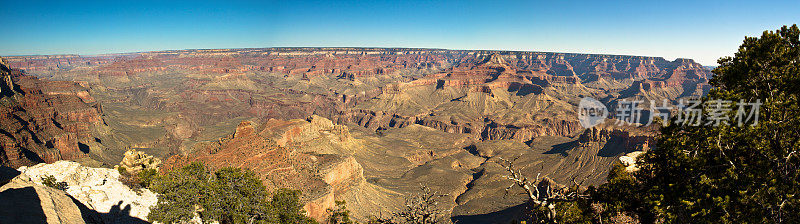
left=496, top=157, right=589, bottom=223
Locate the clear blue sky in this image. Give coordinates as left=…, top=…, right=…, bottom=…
left=1, top=0, right=798, bottom=65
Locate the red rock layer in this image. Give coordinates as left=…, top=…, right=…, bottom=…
left=162, top=119, right=362, bottom=221
left=578, top=124, right=658, bottom=153
left=162, top=121, right=326, bottom=192
left=4, top=48, right=710, bottom=145
left=0, top=58, right=103, bottom=168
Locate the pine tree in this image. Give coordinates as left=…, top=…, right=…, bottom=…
left=594, top=24, right=800, bottom=223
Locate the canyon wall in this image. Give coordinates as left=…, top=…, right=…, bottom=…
left=4, top=49, right=709, bottom=150
left=0, top=57, right=105, bottom=168
left=1, top=48, right=714, bottom=222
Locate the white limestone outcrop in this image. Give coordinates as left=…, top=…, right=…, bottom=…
left=18, top=160, right=157, bottom=222
left=0, top=173, right=89, bottom=223
left=619, top=151, right=644, bottom=172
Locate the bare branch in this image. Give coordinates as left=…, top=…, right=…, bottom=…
left=494, top=158, right=591, bottom=223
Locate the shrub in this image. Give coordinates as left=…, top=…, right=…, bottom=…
left=148, top=162, right=209, bottom=223
left=327, top=200, right=354, bottom=224
left=591, top=24, right=800, bottom=223
left=205, top=167, right=277, bottom=224
left=118, top=166, right=158, bottom=190
left=272, top=188, right=318, bottom=224
left=148, top=162, right=318, bottom=224
left=136, top=168, right=157, bottom=188
left=41, top=175, right=68, bottom=191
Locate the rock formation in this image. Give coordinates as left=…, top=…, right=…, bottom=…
left=0, top=172, right=92, bottom=224
left=2, top=48, right=713, bottom=222
left=619, top=151, right=644, bottom=172
left=18, top=161, right=157, bottom=223
left=116, top=148, right=162, bottom=173
left=577, top=122, right=657, bottom=153
left=3, top=48, right=710, bottom=161
left=0, top=57, right=107, bottom=168
left=162, top=118, right=365, bottom=222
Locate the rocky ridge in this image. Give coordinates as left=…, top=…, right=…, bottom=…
left=4, top=48, right=710, bottom=160
left=2, top=48, right=712, bottom=223
left=0, top=57, right=108, bottom=168
left=161, top=116, right=366, bottom=222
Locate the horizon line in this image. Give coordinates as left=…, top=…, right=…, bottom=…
left=1, top=46, right=712, bottom=65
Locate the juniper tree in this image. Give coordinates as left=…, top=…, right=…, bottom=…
left=593, top=24, right=800, bottom=223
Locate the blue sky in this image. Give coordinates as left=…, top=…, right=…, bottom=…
left=1, top=0, right=798, bottom=65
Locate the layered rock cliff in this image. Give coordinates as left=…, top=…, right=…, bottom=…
left=162, top=117, right=366, bottom=222
left=0, top=57, right=106, bottom=168
left=3, top=48, right=712, bottom=222
left=4, top=48, right=710, bottom=153
left=577, top=123, right=657, bottom=153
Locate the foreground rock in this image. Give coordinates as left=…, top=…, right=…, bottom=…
left=18, top=161, right=157, bottom=223
left=619, top=151, right=644, bottom=172
left=0, top=171, right=92, bottom=224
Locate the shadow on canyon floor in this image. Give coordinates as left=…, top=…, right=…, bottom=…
left=543, top=141, right=578, bottom=157
left=451, top=203, right=529, bottom=224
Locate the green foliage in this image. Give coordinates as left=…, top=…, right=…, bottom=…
left=551, top=200, right=593, bottom=224
left=148, top=162, right=317, bottom=224
left=119, top=167, right=158, bottom=190
left=327, top=200, right=355, bottom=224
left=136, top=168, right=157, bottom=188
left=148, top=162, right=211, bottom=223
left=41, top=175, right=68, bottom=191
left=116, top=166, right=127, bottom=174
left=205, top=167, right=277, bottom=224
left=272, top=188, right=318, bottom=224
left=369, top=186, right=447, bottom=224
left=586, top=163, right=650, bottom=223
left=593, top=24, right=800, bottom=223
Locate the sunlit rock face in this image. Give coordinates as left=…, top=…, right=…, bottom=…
left=116, top=148, right=162, bottom=174
left=18, top=160, right=157, bottom=223
left=4, top=48, right=711, bottom=222
left=0, top=57, right=106, bottom=168
left=0, top=172, right=90, bottom=224
left=161, top=117, right=366, bottom=222
left=3, top=48, right=709, bottom=161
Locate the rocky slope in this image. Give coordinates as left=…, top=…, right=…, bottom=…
left=160, top=114, right=659, bottom=223
left=3, top=48, right=710, bottom=222
left=4, top=48, right=710, bottom=164
left=0, top=57, right=109, bottom=168
left=162, top=116, right=368, bottom=221
left=0, top=171, right=94, bottom=224
left=451, top=123, right=658, bottom=223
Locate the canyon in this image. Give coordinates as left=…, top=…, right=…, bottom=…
left=1, top=48, right=710, bottom=223
left=0, top=57, right=108, bottom=168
